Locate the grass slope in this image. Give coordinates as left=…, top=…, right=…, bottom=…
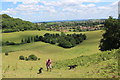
left=2, top=30, right=118, bottom=78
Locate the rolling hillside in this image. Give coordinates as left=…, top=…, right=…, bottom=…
left=1, top=30, right=119, bottom=78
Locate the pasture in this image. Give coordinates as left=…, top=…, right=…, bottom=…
left=1, top=30, right=118, bottom=78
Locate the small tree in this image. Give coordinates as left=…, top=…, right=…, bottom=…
left=27, top=37, right=31, bottom=43
left=21, top=39, right=24, bottom=43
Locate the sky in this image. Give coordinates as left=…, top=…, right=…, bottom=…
left=0, top=0, right=119, bottom=22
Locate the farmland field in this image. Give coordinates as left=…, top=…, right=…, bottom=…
left=1, top=30, right=119, bottom=78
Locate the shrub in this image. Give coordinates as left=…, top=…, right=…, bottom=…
left=5, top=52, right=8, bottom=56
left=25, top=57, right=29, bottom=61
left=38, top=58, right=40, bottom=60
left=19, top=56, right=25, bottom=60
left=28, top=54, right=37, bottom=61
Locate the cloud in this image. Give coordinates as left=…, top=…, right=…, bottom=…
left=1, top=2, right=56, bottom=15
left=2, top=0, right=117, bottom=4
left=2, top=0, right=41, bottom=4
left=1, top=0, right=118, bottom=21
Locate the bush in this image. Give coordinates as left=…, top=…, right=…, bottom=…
left=19, top=56, right=25, bottom=60
left=5, top=52, right=8, bottom=56
left=28, top=54, right=37, bottom=61
left=38, top=58, right=40, bottom=60
left=25, top=57, right=29, bottom=61
left=19, top=55, right=39, bottom=61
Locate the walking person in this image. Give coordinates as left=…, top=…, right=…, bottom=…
left=46, top=59, right=52, bottom=72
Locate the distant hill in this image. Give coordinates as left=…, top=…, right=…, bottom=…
left=35, top=19, right=105, bottom=23
left=1, top=14, right=105, bottom=33
left=1, top=14, right=37, bottom=33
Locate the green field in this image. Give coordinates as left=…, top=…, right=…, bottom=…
left=1, top=30, right=118, bottom=78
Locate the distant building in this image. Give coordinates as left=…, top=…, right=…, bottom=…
left=118, top=1, right=120, bottom=19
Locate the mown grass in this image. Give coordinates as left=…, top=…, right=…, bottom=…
left=2, top=30, right=103, bottom=55
left=2, top=30, right=118, bottom=78
left=2, top=30, right=59, bottom=43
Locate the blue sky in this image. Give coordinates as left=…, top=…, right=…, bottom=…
left=0, top=0, right=119, bottom=22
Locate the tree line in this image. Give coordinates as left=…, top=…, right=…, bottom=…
left=40, top=20, right=104, bottom=28
left=2, top=32, right=87, bottom=48
left=21, top=32, right=87, bottom=48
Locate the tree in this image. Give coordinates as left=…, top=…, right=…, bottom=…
left=99, top=16, right=120, bottom=51
left=61, top=32, right=66, bottom=37
left=2, top=14, right=11, bottom=18
left=44, top=33, right=50, bottom=37
left=27, top=37, right=31, bottom=43
left=59, top=40, right=72, bottom=48
left=63, top=41, right=73, bottom=48
left=69, top=38, right=76, bottom=47
left=39, top=36, right=43, bottom=41
left=21, top=39, right=24, bottom=43
left=50, top=39, right=57, bottom=44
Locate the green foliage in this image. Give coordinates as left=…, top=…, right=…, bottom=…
left=25, top=57, right=29, bottom=61
left=99, top=16, right=120, bottom=51
left=28, top=54, right=38, bottom=61
left=19, top=54, right=38, bottom=61
left=1, top=14, right=36, bottom=33
left=21, top=39, right=24, bottom=44
left=59, top=40, right=73, bottom=48
left=38, top=58, right=40, bottom=60
left=50, top=39, right=57, bottom=44
left=19, top=56, right=25, bottom=60
left=2, top=29, right=18, bottom=33
left=5, top=52, right=8, bottom=56
left=2, top=14, right=11, bottom=18
left=53, top=49, right=119, bottom=69
left=37, top=20, right=104, bottom=29
left=19, top=33, right=87, bottom=48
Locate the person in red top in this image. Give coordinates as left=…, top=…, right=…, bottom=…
left=46, top=59, right=52, bottom=72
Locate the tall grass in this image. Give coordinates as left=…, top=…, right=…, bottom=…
left=53, top=49, right=119, bottom=69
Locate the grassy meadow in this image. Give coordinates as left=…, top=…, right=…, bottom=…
left=1, top=30, right=119, bottom=78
